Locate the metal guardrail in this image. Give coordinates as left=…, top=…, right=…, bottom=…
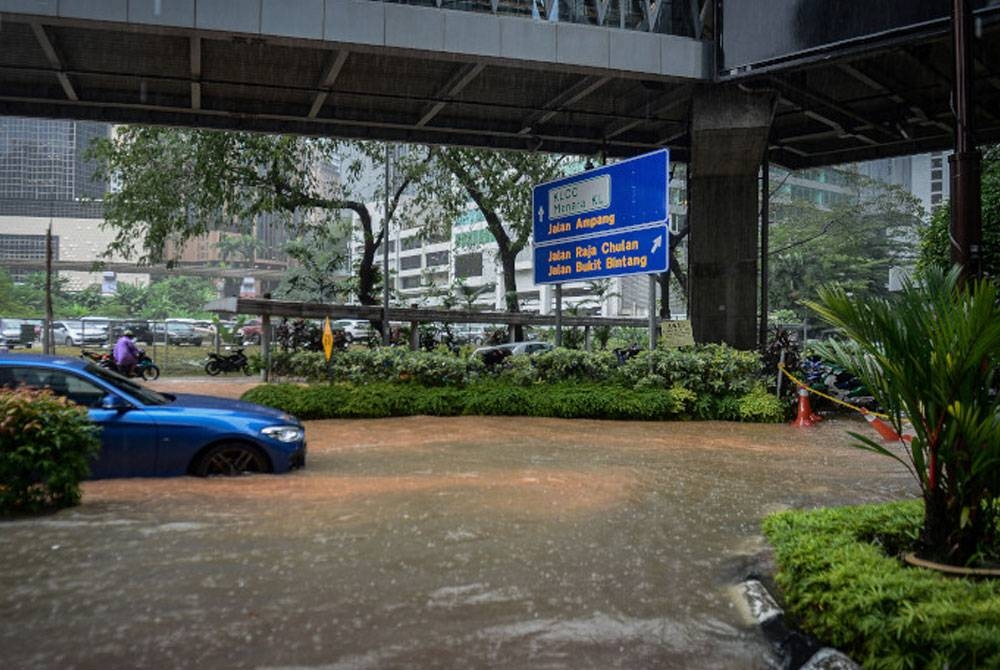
left=205, top=297, right=658, bottom=329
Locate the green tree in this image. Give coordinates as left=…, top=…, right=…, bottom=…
left=216, top=232, right=265, bottom=265
left=7, top=273, right=73, bottom=316
left=917, top=145, right=1000, bottom=279
left=275, top=220, right=351, bottom=303
left=768, top=169, right=923, bottom=320
left=419, top=148, right=572, bottom=334
left=0, top=270, right=26, bottom=316
left=88, top=129, right=431, bottom=307
left=107, top=281, right=149, bottom=317
left=141, top=276, right=217, bottom=319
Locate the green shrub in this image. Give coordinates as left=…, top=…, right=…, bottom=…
left=737, top=385, right=785, bottom=423
left=763, top=501, right=1000, bottom=669
left=244, top=380, right=747, bottom=422
left=530, top=348, right=618, bottom=383
left=0, top=387, right=101, bottom=514
left=254, top=343, right=768, bottom=397
left=614, top=344, right=760, bottom=395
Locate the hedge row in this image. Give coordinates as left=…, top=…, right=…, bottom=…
left=262, top=343, right=764, bottom=394
left=241, top=380, right=784, bottom=422
left=763, top=501, right=1000, bottom=669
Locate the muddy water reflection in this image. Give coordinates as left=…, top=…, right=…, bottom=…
left=0, top=415, right=916, bottom=669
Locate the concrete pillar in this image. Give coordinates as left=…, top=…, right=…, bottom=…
left=689, top=86, right=775, bottom=349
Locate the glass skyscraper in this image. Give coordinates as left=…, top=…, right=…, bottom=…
left=0, top=116, right=108, bottom=218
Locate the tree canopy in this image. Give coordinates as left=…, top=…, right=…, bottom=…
left=417, top=147, right=572, bottom=318
left=88, top=128, right=431, bottom=306
left=767, top=167, right=924, bottom=321
left=917, top=145, right=1000, bottom=280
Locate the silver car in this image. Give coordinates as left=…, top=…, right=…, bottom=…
left=51, top=320, right=109, bottom=346
left=332, top=319, right=373, bottom=343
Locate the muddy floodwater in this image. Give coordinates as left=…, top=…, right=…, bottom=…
left=0, top=380, right=917, bottom=669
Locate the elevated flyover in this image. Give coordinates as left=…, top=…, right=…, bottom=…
left=2, top=1, right=997, bottom=167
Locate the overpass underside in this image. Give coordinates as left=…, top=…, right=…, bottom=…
left=3, top=1, right=996, bottom=167
left=0, top=0, right=711, bottom=161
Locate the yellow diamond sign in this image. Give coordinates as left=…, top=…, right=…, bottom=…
left=322, top=317, right=334, bottom=362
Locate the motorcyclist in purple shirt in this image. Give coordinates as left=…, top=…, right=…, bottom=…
left=113, top=330, right=140, bottom=376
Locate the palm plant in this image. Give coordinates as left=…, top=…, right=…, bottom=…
left=805, top=267, right=1000, bottom=565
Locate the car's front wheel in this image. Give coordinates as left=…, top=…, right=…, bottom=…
left=64, top=336, right=75, bottom=346
left=192, top=442, right=270, bottom=476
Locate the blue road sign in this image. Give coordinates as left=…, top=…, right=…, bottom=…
left=533, top=225, right=669, bottom=285
left=533, top=149, right=668, bottom=246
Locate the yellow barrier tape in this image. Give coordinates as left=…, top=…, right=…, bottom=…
left=778, top=362, right=890, bottom=420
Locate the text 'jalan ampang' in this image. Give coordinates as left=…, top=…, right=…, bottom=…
left=546, top=213, right=616, bottom=237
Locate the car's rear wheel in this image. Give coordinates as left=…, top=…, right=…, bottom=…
left=192, top=442, right=270, bottom=476
left=64, top=336, right=74, bottom=346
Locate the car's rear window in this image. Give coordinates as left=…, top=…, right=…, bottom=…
left=86, top=363, right=171, bottom=405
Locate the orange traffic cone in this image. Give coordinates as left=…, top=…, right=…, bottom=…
left=791, top=387, right=821, bottom=427
left=861, top=410, right=906, bottom=442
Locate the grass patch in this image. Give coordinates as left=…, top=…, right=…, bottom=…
left=763, top=501, right=1000, bottom=669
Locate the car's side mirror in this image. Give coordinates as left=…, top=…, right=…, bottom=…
left=100, top=394, right=131, bottom=411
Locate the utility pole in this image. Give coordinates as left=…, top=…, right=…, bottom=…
left=950, top=0, right=982, bottom=281
left=44, top=212, right=54, bottom=355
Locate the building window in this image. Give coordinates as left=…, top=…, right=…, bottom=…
left=931, top=169, right=942, bottom=181
left=0, top=233, right=57, bottom=282
left=400, top=276, right=422, bottom=289
left=455, top=252, right=483, bottom=278
left=400, top=255, right=422, bottom=271
left=401, top=236, right=423, bottom=251
left=425, top=250, right=449, bottom=267
left=0, top=233, right=56, bottom=260
left=931, top=194, right=942, bottom=205
left=932, top=157, right=943, bottom=169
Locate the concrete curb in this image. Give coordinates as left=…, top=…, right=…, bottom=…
left=736, top=579, right=860, bottom=670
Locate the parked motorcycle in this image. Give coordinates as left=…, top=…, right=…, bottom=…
left=205, top=348, right=252, bottom=376
left=81, top=348, right=160, bottom=380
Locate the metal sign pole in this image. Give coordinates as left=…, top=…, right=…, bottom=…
left=555, top=283, right=562, bottom=346
left=648, top=275, right=657, bottom=350
left=382, top=143, right=392, bottom=345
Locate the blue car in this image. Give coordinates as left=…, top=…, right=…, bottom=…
left=0, top=354, right=306, bottom=478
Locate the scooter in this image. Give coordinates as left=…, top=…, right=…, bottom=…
left=204, top=348, right=252, bottom=376
left=81, top=349, right=160, bottom=380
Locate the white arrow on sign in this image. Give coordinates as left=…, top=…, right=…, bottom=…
left=650, top=233, right=662, bottom=255
left=537, top=205, right=545, bottom=223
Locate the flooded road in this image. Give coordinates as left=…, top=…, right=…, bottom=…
left=0, top=413, right=916, bottom=669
